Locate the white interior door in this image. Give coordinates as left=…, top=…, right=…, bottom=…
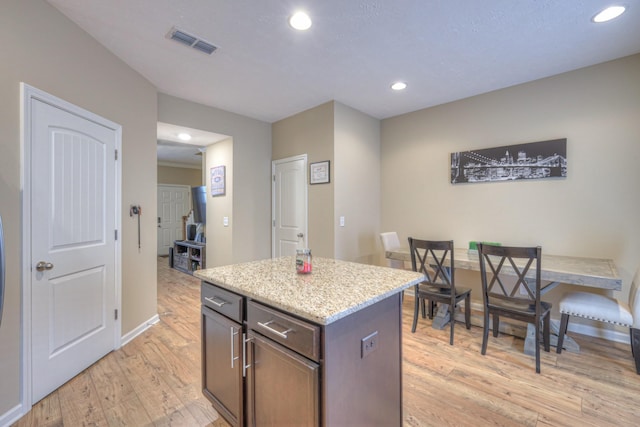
left=272, top=155, right=308, bottom=257
left=157, top=185, right=191, bottom=255
left=29, top=92, right=119, bottom=404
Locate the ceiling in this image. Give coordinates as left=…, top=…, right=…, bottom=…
left=47, top=0, right=640, bottom=164
left=157, top=122, right=229, bottom=167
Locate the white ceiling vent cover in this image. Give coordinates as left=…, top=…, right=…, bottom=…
left=167, top=27, right=217, bottom=55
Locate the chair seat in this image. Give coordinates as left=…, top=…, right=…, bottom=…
left=417, top=283, right=471, bottom=298
left=559, top=292, right=633, bottom=327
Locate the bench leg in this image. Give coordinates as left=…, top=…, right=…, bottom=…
left=631, top=328, right=640, bottom=375
left=557, top=313, right=569, bottom=354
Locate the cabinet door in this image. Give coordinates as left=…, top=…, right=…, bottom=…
left=202, top=306, right=243, bottom=427
left=246, top=332, right=319, bottom=427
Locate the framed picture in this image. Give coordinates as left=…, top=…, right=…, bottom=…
left=310, top=161, right=330, bottom=184
left=450, top=138, right=567, bottom=184
left=210, top=165, right=226, bottom=196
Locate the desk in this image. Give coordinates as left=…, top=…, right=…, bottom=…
left=386, top=247, right=622, bottom=291
left=386, top=247, right=622, bottom=353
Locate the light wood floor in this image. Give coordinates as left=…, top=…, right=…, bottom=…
left=14, top=258, right=640, bottom=426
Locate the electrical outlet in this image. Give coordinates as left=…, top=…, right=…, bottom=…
left=361, top=331, right=378, bottom=358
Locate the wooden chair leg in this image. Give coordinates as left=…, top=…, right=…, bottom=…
left=543, top=312, right=550, bottom=352
left=630, top=328, right=640, bottom=375
left=557, top=313, right=569, bottom=354
left=426, top=299, right=432, bottom=319
left=411, top=295, right=420, bottom=333
left=481, top=310, right=490, bottom=355
left=449, top=304, right=454, bottom=345
left=464, top=294, right=471, bottom=329
left=535, top=318, right=541, bottom=374
left=493, top=314, right=500, bottom=337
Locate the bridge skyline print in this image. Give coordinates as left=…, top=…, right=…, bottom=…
left=451, top=138, right=567, bottom=184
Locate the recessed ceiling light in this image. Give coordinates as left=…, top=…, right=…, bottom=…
left=178, top=132, right=192, bottom=141
left=592, top=5, right=626, bottom=23
left=391, top=82, right=407, bottom=91
left=289, top=11, right=312, bottom=30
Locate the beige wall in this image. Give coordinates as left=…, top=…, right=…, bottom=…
left=272, top=101, right=381, bottom=263
left=334, top=102, right=381, bottom=264
left=0, top=0, right=158, bottom=416
left=158, top=165, right=202, bottom=187
left=272, top=102, right=336, bottom=258
left=381, top=54, right=640, bottom=330
left=158, top=94, right=272, bottom=265
left=206, top=139, right=234, bottom=267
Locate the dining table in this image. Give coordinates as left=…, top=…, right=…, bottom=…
left=386, top=246, right=622, bottom=353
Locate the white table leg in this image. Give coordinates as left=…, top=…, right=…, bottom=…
left=432, top=303, right=450, bottom=330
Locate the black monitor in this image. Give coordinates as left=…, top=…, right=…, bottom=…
left=191, top=186, right=206, bottom=224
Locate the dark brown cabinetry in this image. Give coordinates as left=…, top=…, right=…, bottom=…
left=173, top=240, right=205, bottom=274
left=201, top=280, right=403, bottom=427
left=246, top=301, right=320, bottom=427
left=201, top=282, right=244, bottom=426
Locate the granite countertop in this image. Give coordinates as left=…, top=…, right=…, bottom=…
left=194, top=256, right=425, bottom=325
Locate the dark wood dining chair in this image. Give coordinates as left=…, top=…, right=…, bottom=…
left=408, top=238, right=471, bottom=345
left=477, top=243, right=551, bottom=373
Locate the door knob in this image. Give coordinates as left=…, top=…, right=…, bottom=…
left=36, top=261, right=54, bottom=271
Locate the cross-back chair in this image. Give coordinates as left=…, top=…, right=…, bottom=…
left=477, top=243, right=551, bottom=373
left=380, top=232, right=404, bottom=269
left=408, top=238, right=471, bottom=345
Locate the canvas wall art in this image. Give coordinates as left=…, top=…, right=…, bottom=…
left=451, top=138, right=567, bottom=184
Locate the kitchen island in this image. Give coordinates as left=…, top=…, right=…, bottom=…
left=194, top=256, right=424, bottom=427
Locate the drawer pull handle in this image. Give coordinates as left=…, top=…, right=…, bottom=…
left=205, top=296, right=228, bottom=307
left=257, top=320, right=292, bottom=339
left=243, top=333, right=251, bottom=378
left=230, top=327, right=239, bottom=368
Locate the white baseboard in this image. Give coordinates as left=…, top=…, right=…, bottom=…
left=432, top=300, right=631, bottom=345
left=0, top=403, right=24, bottom=427
left=120, top=313, right=160, bottom=347
left=565, top=321, right=630, bottom=344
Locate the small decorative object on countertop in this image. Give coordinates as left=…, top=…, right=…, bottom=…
left=296, top=248, right=312, bottom=273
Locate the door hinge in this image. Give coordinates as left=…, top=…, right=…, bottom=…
left=115, top=149, right=118, bottom=160
left=115, top=229, right=118, bottom=240
left=272, top=219, right=275, bottom=227
left=115, top=309, right=118, bottom=320
left=272, top=175, right=276, bottom=182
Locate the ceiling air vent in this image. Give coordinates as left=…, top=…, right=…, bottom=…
left=167, top=27, right=218, bottom=55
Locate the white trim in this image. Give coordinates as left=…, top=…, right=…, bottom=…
left=0, top=404, right=23, bottom=427
left=157, top=161, right=202, bottom=169
left=565, top=320, right=630, bottom=344
left=120, top=314, right=160, bottom=347
left=271, top=154, right=308, bottom=257
left=20, top=83, right=123, bottom=411
left=458, top=300, right=632, bottom=344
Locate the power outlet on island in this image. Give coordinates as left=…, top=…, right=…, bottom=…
left=361, top=331, right=378, bottom=358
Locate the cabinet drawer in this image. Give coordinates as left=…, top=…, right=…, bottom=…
left=201, top=281, right=243, bottom=323
left=247, top=301, right=320, bottom=362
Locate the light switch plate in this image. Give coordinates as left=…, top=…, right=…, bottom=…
left=223, top=216, right=229, bottom=226
left=339, top=216, right=345, bottom=227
